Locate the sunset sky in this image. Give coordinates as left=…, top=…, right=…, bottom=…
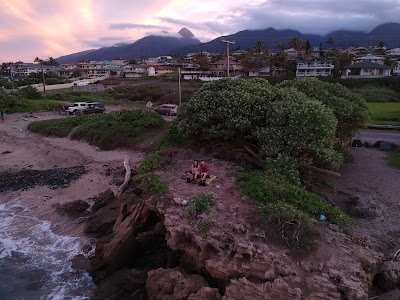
left=1, top=0, right=399, bottom=62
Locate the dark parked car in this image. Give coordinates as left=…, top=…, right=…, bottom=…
left=154, top=104, right=178, bottom=116
left=82, top=102, right=105, bottom=114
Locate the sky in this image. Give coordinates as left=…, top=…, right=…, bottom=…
left=1, top=0, right=399, bottom=62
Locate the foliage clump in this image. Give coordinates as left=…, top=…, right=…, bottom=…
left=278, top=77, right=370, bottom=140
left=134, top=151, right=167, bottom=195
left=29, top=109, right=165, bottom=150
left=178, top=78, right=342, bottom=170
left=237, top=171, right=353, bottom=249
left=184, top=195, right=214, bottom=218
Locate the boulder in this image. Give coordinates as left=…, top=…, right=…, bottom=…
left=223, top=277, right=302, bottom=300
left=379, top=141, right=394, bottom=152
left=146, top=268, right=209, bottom=300
left=55, top=200, right=89, bottom=215
left=71, top=254, right=91, bottom=272
left=91, top=188, right=116, bottom=213
left=188, top=287, right=221, bottom=300
left=374, top=260, right=400, bottom=291
left=93, top=268, right=147, bottom=300
left=352, top=139, right=364, bottom=148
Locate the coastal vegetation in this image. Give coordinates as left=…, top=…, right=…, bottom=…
left=387, top=149, right=400, bottom=169
left=367, top=102, right=400, bottom=125
left=177, top=78, right=364, bottom=249
left=28, top=110, right=165, bottom=150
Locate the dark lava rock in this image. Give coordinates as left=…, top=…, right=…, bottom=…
left=84, top=189, right=120, bottom=236
left=0, top=166, right=86, bottom=193
left=352, top=139, right=364, bottom=147
left=56, top=200, right=90, bottom=216
left=71, top=254, right=91, bottom=272
left=93, top=268, right=147, bottom=300
left=91, top=189, right=116, bottom=213
left=379, top=141, right=394, bottom=151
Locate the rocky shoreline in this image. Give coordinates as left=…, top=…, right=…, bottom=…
left=70, top=149, right=400, bottom=300
left=1, top=113, right=399, bottom=299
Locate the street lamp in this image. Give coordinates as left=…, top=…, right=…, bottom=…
left=220, top=38, right=235, bottom=77
left=7, top=65, right=15, bottom=93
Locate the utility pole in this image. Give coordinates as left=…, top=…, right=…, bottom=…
left=41, top=63, right=46, bottom=95
left=178, top=67, right=182, bottom=106
left=9, top=64, right=15, bottom=93
left=220, top=38, right=235, bottom=77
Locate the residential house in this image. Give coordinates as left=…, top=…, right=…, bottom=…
left=355, top=54, right=385, bottom=65
left=296, top=59, right=334, bottom=77
left=392, top=61, right=400, bottom=76
left=180, top=64, right=209, bottom=80
left=385, top=48, right=400, bottom=57
left=209, top=58, right=242, bottom=77
left=12, top=63, right=60, bottom=77
left=122, top=65, right=155, bottom=78
left=154, top=66, right=176, bottom=76
left=248, top=66, right=285, bottom=77
left=342, top=61, right=391, bottom=78
left=284, top=48, right=299, bottom=58
left=79, top=60, right=126, bottom=78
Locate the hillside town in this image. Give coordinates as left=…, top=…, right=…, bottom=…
left=1, top=40, right=400, bottom=89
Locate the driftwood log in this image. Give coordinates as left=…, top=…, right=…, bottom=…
left=116, top=157, right=131, bottom=197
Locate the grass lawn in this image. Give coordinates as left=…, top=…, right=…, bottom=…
left=387, top=150, right=400, bottom=169
left=367, top=103, right=400, bottom=125
left=8, top=99, right=62, bottom=113
left=355, top=86, right=400, bottom=103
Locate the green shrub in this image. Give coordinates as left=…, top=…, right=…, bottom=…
left=184, top=195, right=214, bottom=218
left=19, top=86, right=42, bottom=99
left=178, top=78, right=342, bottom=171
left=134, top=172, right=167, bottom=195
left=237, top=171, right=353, bottom=226
left=260, top=202, right=320, bottom=249
left=28, top=116, right=84, bottom=137
left=387, top=149, right=400, bottom=169
left=196, top=219, right=214, bottom=238
left=29, top=109, right=165, bottom=149
left=278, top=77, right=370, bottom=140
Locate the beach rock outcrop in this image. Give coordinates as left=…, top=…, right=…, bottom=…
left=84, top=189, right=121, bottom=236
left=56, top=199, right=89, bottom=215
left=146, top=267, right=217, bottom=300
left=93, top=268, right=147, bottom=300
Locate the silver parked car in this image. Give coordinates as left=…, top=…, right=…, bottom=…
left=154, top=104, right=178, bottom=116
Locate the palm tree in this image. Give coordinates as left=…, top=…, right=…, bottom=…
left=253, top=40, right=267, bottom=54
left=140, top=53, right=148, bottom=64
left=192, top=52, right=210, bottom=75
left=288, top=36, right=304, bottom=51
left=276, top=42, right=286, bottom=52
left=305, top=40, right=311, bottom=56
left=326, top=37, right=335, bottom=49
left=34, top=57, right=46, bottom=95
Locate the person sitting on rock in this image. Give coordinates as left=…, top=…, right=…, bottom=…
left=183, top=160, right=200, bottom=183
left=198, top=159, right=211, bottom=184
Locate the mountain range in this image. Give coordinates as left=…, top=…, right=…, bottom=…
left=57, top=23, right=400, bottom=63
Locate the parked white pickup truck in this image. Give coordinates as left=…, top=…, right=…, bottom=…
left=66, top=102, right=89, bottom=114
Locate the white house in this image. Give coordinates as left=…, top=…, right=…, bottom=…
left=392, top=61, right=400, bottom=76
left=296, top=59, right=334, bottom=77
left=248, top=66, right=285, bottom=77
left=122, top=65, right=155, bottom=78
left=385, top=48, right=400, bottom=57
left=355, top=54, right=385, bottom=65
left=342, top=61, right=391, bottom=78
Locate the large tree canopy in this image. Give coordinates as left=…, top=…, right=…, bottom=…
left=278, top=77, right=370, bottom=140
left=177, top=78, right=346, bottom=171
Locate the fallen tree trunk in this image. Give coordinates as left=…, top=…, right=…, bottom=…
left=301, top=164, right=341, bottom=177
left=116, top=157, right=131, bottom=197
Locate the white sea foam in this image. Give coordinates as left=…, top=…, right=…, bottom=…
left=0, top=199, right=95, bottom=298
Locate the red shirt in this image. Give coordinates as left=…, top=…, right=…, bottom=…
left=199, top=162, right=210, bottom=174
